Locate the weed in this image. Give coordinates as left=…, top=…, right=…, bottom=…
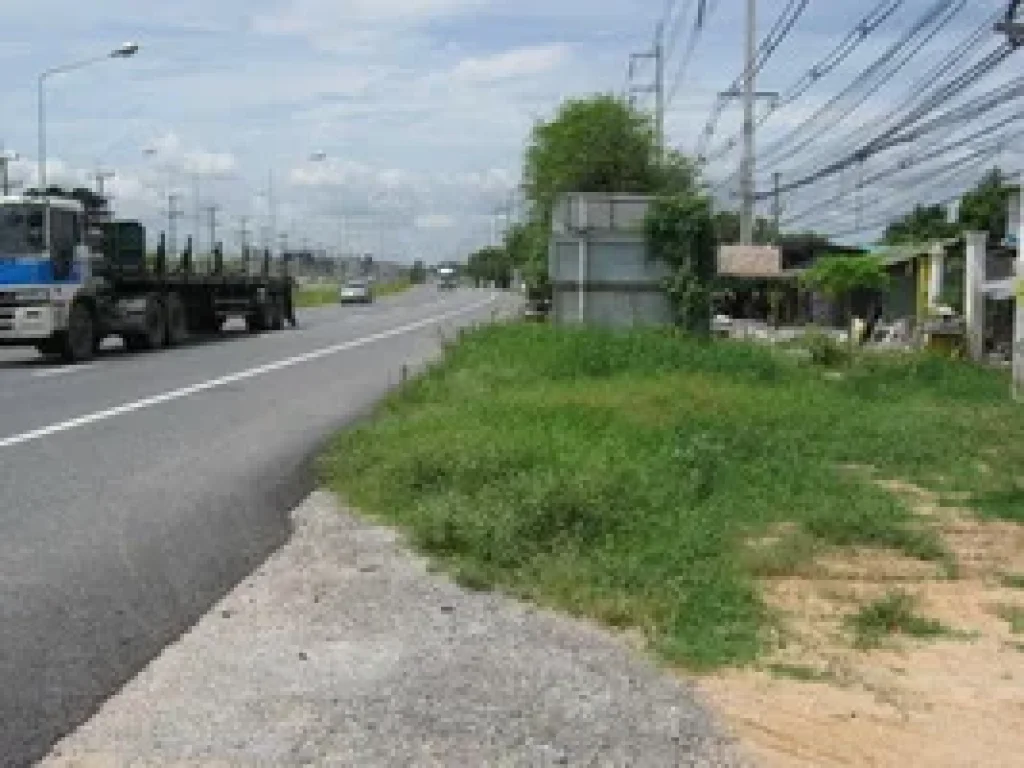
left=995, top=605, right=1024, bottom=634
left=767, top=663, right=834, bottom=683
left=846, top=591, right=954, bottom=649
left=321, top=323, right=1024, bottom=670
left=1002, top=573, right=1024, bottom=590
left=803, top=327, right=850, bottom=367
left=967, top=488, right=1024, bottom=523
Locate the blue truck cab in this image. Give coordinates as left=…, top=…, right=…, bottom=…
left=0, top=193, right=94, bottom=356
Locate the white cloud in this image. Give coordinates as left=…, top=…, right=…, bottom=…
left=142, top=132, right=237, bottom=179
left=451, top=44, right=571, bottom=84
left=415, top=213, right=456, bottom=229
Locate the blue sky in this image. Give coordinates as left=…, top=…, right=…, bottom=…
left=0, top=0, right=1018, bottom=259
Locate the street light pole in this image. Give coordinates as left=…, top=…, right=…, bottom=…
left=38, top=43, right=139, bottom=256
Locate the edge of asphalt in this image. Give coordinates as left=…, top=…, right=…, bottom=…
left=42, top=490, right=749, bottom=767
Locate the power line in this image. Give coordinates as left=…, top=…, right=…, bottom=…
left=801, top=130, right=1024, bottom=238
left=694, top=0, right=809, bottom=157
left=754, top=0, right=967, bottom=171
left=783, top=110, right=1024, bottom=226
left=762, top=69, right=1024, bottom=202
left=666, top=0, right=719, bottom=109
left=701, top=0, right=906, bottom=164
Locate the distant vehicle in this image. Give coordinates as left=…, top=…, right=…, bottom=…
left=339, top=279, right=372, bottom=304
left=436, top=264, right=458, bottom=291
left=0, top=187, right=294, bottom=362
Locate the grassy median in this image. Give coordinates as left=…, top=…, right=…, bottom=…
left=320, top=323, right=1024, bottom=669
left=294, top=278, right=413, bottom=308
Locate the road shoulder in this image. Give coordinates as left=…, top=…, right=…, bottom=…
left=44, top=491, right=746, bottom=766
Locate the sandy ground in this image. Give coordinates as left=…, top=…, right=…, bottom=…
left=701, top=473, right=1024, bottom=768
left=43, top=492, right=744, bottom=767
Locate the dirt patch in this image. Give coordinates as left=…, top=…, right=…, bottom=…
left=701, top=475, right=1024, bottom=767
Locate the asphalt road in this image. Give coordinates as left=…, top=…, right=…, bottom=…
left=0, top=286, right=508, bottom=767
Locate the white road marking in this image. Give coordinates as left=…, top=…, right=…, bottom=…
left=31, top=363, right=98, bottom=379
left=0, top=295, right=496, bottom=451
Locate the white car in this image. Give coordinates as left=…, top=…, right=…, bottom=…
left=339, top=279, right=372, bottom=304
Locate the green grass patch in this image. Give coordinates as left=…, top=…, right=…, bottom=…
left=294, top=278, right=412, bottom=308
left=767, top=663, right=835, bottom=683
left=995, top=605, right=1024, bottom=634
left=1002, top=573, right=1024, bottom=590
left=846, top=591, right=956, bottom=649
left=293, top=283, right=340, bottom=308
left=320, top=324, right=1024, bottom=669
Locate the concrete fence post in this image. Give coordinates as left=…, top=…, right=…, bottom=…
left=1013, top=190, right=1024, bottom=399
left=928, top=242, right=945, bottom=310
left=964, top=231, right=987, bottom=362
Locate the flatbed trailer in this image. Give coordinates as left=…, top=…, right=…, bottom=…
left=0, top=188, right=295, bottom=362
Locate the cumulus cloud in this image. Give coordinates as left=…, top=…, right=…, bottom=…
left=414, top=213, right=456, bottom=229
left=451, top=44, right=571, bottom=84
left=142, top=133, right=237, bottom=178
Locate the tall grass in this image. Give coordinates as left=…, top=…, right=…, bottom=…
left=321, top=324, right=1024, bottom=669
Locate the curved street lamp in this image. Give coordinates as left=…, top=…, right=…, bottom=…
left=38, top=42, right=140, bottom=254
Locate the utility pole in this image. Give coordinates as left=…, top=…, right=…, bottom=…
left=740, top=0, right=757, bottom=245
left=237, top=215, right=251, bottom=256
left=628, top=21, right=665, bottom=158
left=93, top=169, right=115, bottom=198
left=0, top=149, right=17, bottom=196
left=996, top=1, right=1024, bottom=46
left=192, top=174, right=201, bottom=253
left=166, top=193, right=184, bottom=258
left=715, top=0, right=776, bottom=245
left=855, top=160, right=865, bottom=235
left=268, top=170, right=277, bottom=258
left=771, top=172, right=782, bottom=242
left=204, top=203, right=220, bottom=257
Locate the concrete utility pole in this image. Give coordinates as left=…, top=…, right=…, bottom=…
left=716, top=0, right=777, bottom=245
left=166, top=193, right=184, bottom=258
left=204, top=203, right=220, bottom=258
left=0, top=147, right=18, bottom=196
left=1012, top=189, right=1024, bottom=399
left=192, top=174, right=201, bottom=253
left=628, top=21, right=665, bottom=158
left=996, top=1, right=1024, bottom=46
left=93, top=169, right=115, bottom=198
left=740, top=0, right=757, bottom=245
left=237, top=215, right=251, bottom=257
left=771, top=171, right=782, bottom=241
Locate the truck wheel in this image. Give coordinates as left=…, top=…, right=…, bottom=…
left=142, top=294, right=167, bottom=350
left=60, top=302, right=96, bottom=363
left=126, top=295, right=167, bottom=352
left=164, top=293, right=189, bottom=347
left=270, top=297, right=285, bottom=331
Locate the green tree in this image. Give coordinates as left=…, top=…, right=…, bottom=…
left=467, top=245, right=513, bottom=288
left=409, top=259, right=427, bottom=284
left=959, top=167, right=1015, bottom=240
left=800, top=254, right=889, bottom=318
left=523, top=94, right=695, bottom=227
left=882, top=204, right=957, bottom=245
left=646, top=195, right=716, bottom=337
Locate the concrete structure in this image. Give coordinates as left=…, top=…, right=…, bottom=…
left=549, top=194, right=674, bottom=328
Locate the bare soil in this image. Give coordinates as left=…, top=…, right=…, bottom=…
left=701, top=474, right=1024, bottom=767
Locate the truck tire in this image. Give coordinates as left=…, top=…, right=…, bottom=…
left=125, top=294, right=167, bottom=352
left=60, top=302, right=96, bottom=363
left=270, top=296, right=285, bottom=331
left=164, top=293, right=189, bottom=347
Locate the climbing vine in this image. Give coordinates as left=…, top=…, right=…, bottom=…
left=645, top=195, right=716, bottom=337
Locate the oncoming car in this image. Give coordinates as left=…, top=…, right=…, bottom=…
left=339, top=279, right=372, bottom=304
